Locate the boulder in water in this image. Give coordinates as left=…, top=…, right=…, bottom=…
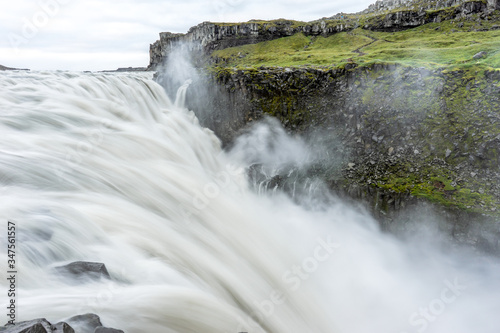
left=53, top=322, right=75, bottom=333
left=55, top=261, right=110, bottom=280
left=65, top=314, right=103, bottom=333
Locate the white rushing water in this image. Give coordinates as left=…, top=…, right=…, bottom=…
left=0, top=70, right=499, bottom=333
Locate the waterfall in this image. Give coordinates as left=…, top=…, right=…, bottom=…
left=0, top=70, right=499, bottom=333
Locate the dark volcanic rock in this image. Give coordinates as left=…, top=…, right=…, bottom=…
left=53, top=322, right=75, bottom=333
left=364, top=1, right=489, bottom=31
left=0, top=318, right=55, bottom=333
left=55, top=262, right=110, bottom=280
left=65, top=314, right=103, bottom=333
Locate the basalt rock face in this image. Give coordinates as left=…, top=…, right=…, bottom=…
left=212, top=65, right=500, bottom=192
left=362, top=0, right=488, bottom=14
left=364, top=0, right=490, bottom=31
left=163, top=63, right=500, bottom=210
left=205, top=64, right=500, bottom=251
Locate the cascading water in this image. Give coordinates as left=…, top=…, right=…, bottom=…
left=0, top=70, right=499, bottom=333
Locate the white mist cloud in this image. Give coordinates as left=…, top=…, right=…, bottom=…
left=0, top=0, right=374, bottom=71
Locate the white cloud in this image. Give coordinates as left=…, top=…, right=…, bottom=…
left=0, top=0, right=375, bottom=71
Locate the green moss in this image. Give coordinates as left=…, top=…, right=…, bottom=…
left=379, top=170, right=498, bottom=214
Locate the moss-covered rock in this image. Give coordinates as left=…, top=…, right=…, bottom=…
left=203, top=62, right=500, bottom=219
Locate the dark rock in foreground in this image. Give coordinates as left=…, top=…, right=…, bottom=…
left=65, top=313, right=103, bottom=333
left=0, top=318, right=73, bottom=333
left=54, top=322, right=75, bottom=333
left=1, top=314, right=125, bottom=333
left=65, top=314, right=125, bottom=333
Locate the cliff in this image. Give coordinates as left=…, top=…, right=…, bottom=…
left=149, top=20, right=351, bottom=69
left=208, top=64, right=500, bottom=212
left=362, top=0, right=499, bottom=13
left=150, top=0, right=500, bottom=251
left=149, top=0, right=500, bottom=69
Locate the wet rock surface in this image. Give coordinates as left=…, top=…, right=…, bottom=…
left=65, top=314, right=103, bottom=333
left=0, top=314, right=126, bottom=333
left=55, top=261, right=111, bottom=280
left=1, top=319, right=72, bottom=333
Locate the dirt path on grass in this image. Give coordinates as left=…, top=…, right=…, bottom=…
left=353, top=34, right=378, bottom=56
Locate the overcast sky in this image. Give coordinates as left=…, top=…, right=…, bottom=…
left=1, top=0, right=374, bottom=71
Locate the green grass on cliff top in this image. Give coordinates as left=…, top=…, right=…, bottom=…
left=211, top=18, right=500, bottom=70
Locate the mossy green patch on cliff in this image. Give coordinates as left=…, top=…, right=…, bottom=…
left=212, top=32, right=373, bottom=67
left=379, top=169, right=498, bottom=214
left=345, top=64, right=500, bottom=214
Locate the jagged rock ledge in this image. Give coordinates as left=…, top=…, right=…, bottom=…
left=362, top=0, right=500, bottom=14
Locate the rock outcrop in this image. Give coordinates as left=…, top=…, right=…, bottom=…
left=362, top=0, right=494, bottom=14
left=363, top=0, right=490, bottom=31
left=149, top=20, right=354, bottom=69
left=1, top=318, right=73, bottom=333
left=65, top=313, right=103, bottom=333
left=0, top=314, right=125, bottom=333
